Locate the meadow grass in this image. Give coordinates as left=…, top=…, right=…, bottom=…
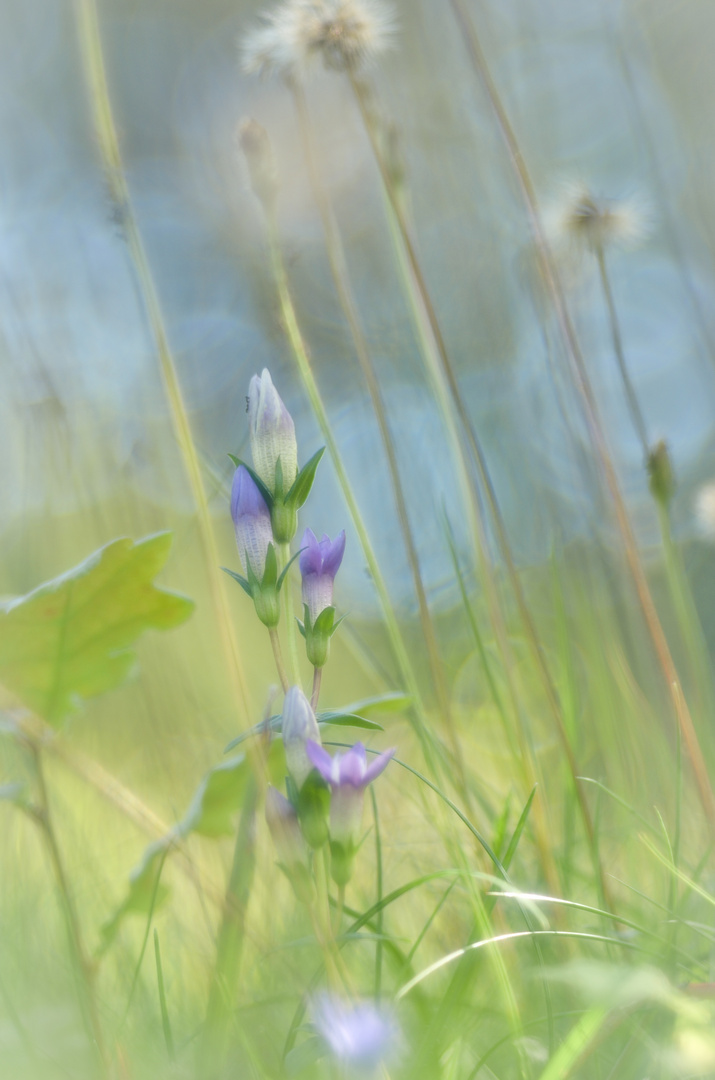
left=1, top=1, right=714, bottom=1078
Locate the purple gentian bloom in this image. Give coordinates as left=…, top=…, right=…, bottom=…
left=305, top=741, right=395, bottom=847
left=299, top=528, right=346, bottom=623
left=230, top=465, right=274, bottom=578
left=312, top=994, right=400, bottom=1073
left=248, top=369, right=298, bottom=493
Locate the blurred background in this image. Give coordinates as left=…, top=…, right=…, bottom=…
left=3, top=0, right=715, bottom=1075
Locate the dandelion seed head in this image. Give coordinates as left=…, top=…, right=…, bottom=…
left=695, top=482, right=715, bottom=539
left=241, top=0, right=395, bottom=81
left=546, top=180, right=650, bottom=253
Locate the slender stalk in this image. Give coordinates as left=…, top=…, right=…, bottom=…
left=262, top=207, right=434, bottom=764
left=348, top=72, right=601, bottom=898
left=74, top=0, right=252, bottom=730
left=291, top=82, right=463, bottom=778
left=30, top=744, right=107, bottom=1075
left=278, top=541, right=300, bottom=683
left=594, top=245, right=649, bottom=459
left=269, top=628, right=289, bottom=693
left=311, top=665, right=323, bottom=711
left=199, top=777, right=258, bottom=1079
left=448, top=0, right=715, bottom=830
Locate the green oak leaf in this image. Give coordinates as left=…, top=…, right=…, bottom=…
left=0, top=534, right=194, bottom=727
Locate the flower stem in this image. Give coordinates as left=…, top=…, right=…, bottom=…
left=30, top=743, right=107, bottom=1076
left=311, top=666, right=323, bottom=712
left=269, top=628, right=289, bottom=692
left=278, top=542, right=300, bottom=684
left=595, top=244, right=649, bottom=459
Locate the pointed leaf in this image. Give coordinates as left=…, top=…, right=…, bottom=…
left=333, top=692, right=411, bottom=718
left=286, top=447, right=325, bottom=509
left=316, top=712, right=384, bottom=732
left=100, top=837, right=172, bottom=951
left=277, top=548, right=305, bottom=592
left=0, top=535, right=194, bottom=727
left=221, top=567, right=253, bottom=597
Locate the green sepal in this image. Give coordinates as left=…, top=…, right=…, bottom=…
left=227, top=455, right=274, bottom=510
left=313, top=606, right=336, bottom=637
left=329, top=838, right=356, bottom=887
left=262, top=543, right=278, bottom=589
left=221, top=567, right=252, bottom=597
left=297, top=771, right=330, bottom=849
left=296, top=619, right=306, bottom=639
left=286, top=447, right=325, bottom=509
left=274, top=457, right=284, bottom=501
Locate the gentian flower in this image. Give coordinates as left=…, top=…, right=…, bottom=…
left=231, top=465, right=273, bottom=579
left=248, top=368, right=298, bottom=495
left=281, top=686, right=322, bottom=791
left=312, top=993, right=400, bottom=1074
left=305, top=740, right=395, bottom=884
left=299, top=528, right=346, bottom=623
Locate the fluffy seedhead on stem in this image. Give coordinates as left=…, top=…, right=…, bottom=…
left=241, top=0, right=395, bottom=80
left=547, top=181, right=650, bottom=254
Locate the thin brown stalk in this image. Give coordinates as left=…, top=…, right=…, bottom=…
left=448, top=0, right=715, bottom=829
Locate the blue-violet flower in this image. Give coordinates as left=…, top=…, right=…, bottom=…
left=312, top=993, right=400, bottom=1074
left=299, top=528, right=346, bottom=623
left=231, top=465, right=274, bottom=579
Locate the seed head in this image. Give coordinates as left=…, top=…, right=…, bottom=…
left=241, top=0, right=395, bottom=81
left=547, top=181, right=650, bottom=253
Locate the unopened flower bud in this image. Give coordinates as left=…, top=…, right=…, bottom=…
left=239, top=119, right=278, bottom=212
left=281, top=686, right=322, bottom=790
left=300, top=529, right=345, bottom=623
left=248, top=368, right=298, bottom=496
left=231, top=466, right=274, bottom=578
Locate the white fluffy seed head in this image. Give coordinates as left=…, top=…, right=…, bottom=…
left=241, top=0, right=396, bottom=81
left=546, top=180, right=651, bottom=253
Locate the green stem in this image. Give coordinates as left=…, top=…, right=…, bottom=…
left=31, top=744, right=107, bottom=1075
left=278, top=542, right=300, bottom=684
left=75, top=0, right=252, bottom=730
left=269, top=628, right=289, bottom=693
left=199, top=777, right=258, bottom=1079
left=311, top=666, right=322, bottom=712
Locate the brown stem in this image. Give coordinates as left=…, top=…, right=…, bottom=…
left=448, top=0, right=715, bottom=830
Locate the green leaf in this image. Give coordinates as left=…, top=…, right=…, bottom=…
left=0, top=534, right=194, bottom=728
left=335, top=692, right=411, bottom=717
left=276, top=548, right=305, bottom=593
left=286, top=447, right=325, bottom=509
left=221, top=567, right=252, bottom=597
left=179, top=755, right=250, bottom=839
left=316, top=712, right=384, bottom=732
left=285, top=1036, right=326, bottom=1075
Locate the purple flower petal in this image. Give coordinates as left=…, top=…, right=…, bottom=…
left=312, top=994, right=400, bottom=1070
left=305, top=739, right=334, bottom=783
left=363, top=747, right=396, bottom=785
left=338, top=743, right=367, bottom=787
left=321, top=530, right=346, bottom=577
left=299, top=528, right=323, bottom=577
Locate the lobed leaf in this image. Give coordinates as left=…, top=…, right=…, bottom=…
left=0, top=534, right=194, bottom=728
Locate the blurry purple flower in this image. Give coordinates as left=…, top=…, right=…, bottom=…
left=282, top=685, right=322, bottom=790
left=299, top=528, right=346, bottom=623
left=230, top=465, right=274, bottom=578
left=312, top=993, right=400, bottom=1073
left=248, top=368, right=298, bottom=493
left=306, top=741, right=395, bottom=847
